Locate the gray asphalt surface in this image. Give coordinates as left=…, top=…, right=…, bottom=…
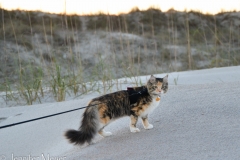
left=63, top=81, right=240, bottom=160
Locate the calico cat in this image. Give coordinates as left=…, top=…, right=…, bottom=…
left=65, top=75, right=168, bottom=145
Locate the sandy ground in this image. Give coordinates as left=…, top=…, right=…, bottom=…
left=0, top=66, right=240, bottom=160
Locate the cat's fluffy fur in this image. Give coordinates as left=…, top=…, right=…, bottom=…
left=65, top=75, right=168, bottom=145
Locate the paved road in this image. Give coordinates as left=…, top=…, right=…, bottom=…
left=1, top=67, right=240, bottom=160
left=63, top=81, right=240, bottom=160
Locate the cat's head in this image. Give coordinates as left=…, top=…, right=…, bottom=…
left=147, top=75, right=168, bottom=95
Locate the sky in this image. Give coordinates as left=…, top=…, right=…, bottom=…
left=0, top=0, right=240, bottom=15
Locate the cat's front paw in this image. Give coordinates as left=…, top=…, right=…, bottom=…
left=144, top=124, right=153, bottom=130
left=130, top=127, right=140, bottom=133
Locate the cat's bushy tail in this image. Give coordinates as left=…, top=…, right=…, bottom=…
left=65, top=105, right=98, bottom=145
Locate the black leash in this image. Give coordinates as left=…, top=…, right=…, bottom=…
left=0, top=106, right=88, bottom=129
left=0, top=87, right=148, bottom=129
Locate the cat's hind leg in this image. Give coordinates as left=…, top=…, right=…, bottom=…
left=98, top=128, right=112, bottom=137
left=130, top=115, right=140, bottom=133
left=98, top=106, right=113, bottom=137
left=141, top=116, right=153, bottom=130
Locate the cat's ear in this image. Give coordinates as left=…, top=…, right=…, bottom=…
left=149, top=75, right=156, bottom=83
left=163, top=74, right=168, bottom=82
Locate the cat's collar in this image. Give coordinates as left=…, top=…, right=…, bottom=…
left=151, top=93, right=161, bottom=97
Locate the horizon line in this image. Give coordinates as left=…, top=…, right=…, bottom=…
left=1, top=6, right=239, bottom=16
